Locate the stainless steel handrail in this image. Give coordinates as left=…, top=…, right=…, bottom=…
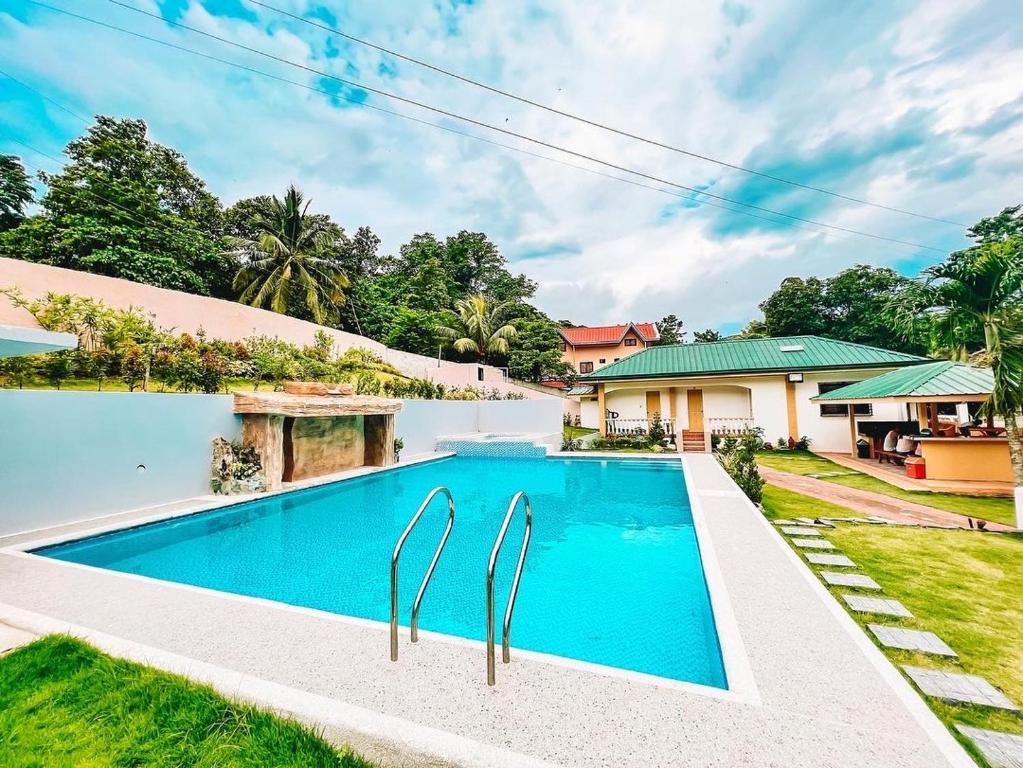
left=390, top=486, right=455, bottom=661
left=486, top=491, right=533, bottom=686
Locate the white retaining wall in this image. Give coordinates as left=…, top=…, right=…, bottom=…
left=0, top=390, right=241, bottom=537
left=395, top=398, right=562, bottom=456
left=0, top=392, right=563, bottom=537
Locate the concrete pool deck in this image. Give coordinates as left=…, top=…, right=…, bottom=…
left=0, top=454, right=974, bottom=767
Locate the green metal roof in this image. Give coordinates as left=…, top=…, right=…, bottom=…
left=579, top=335, right=928, bottom=381
left=811, top=360, right=993, bottom=402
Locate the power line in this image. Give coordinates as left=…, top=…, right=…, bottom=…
left=246, top=0, right=966, bottom=228
left=83, top=0, right=948, bottom=253
left=1, top=48, right=856, bottom=250
left=0, top=66, right=90, bottom=122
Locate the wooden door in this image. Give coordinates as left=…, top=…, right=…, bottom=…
left=687, top=389, right=704, bottom=432
left=645, top=390, right=661, bottom=420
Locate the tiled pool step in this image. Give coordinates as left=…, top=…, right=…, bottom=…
left=435, top=437, right=548, bottom=458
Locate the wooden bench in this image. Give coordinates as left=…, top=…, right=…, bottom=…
left=876, top=450, right=907, bottom=466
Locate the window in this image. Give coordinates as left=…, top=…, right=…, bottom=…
left=614, top=358, right=620, bottom=362
left=624, top=338, right=638, bottom=347
left=559, top=341, right=567, bottom=351
left=818, top=382, right=872, bottom=417
left=477, top=367, right=485, bottom=382
left=599, top=358, right=606, bottom=364
left=579, top=362, right=594, bottom=374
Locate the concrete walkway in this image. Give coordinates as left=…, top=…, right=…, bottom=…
left=759, top=465, right=1015, bottom=531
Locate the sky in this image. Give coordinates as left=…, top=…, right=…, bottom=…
left=2, top=0, right=1022, bottom=334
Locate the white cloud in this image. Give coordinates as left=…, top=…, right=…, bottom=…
left=1, top=0, right=1021, bottom=331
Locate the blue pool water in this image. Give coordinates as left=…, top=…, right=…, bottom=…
left=38, top=456, right=726, bottom=687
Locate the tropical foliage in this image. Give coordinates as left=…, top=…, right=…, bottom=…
left=228, top=185, right=349, bottom=324
left=435, top=295, right=517, bottom=362
left=0, top=154, right=33, bottom=231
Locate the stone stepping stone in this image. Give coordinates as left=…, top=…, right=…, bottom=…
left=902, top=666, right=1018, bottom=710
left=955, top=725, right=1023, bottom=768
left=781, top=526, right=822, bottom=537
left=868, top=625, right=957, bottom=657
left=792, top=538, right=835, bottom=549
left=772, top=519, right=804, bottom=526
left=842, top=595, right=912, bottom=617
left=820, top=571, right=881, bottom=590
left=805, top=553, right=856, bottom=567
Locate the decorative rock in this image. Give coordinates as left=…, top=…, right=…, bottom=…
left=842, top=595, right=912, bottom=617
left=781, top=526, right=822, bottom=536
left=955, top=725, right=1023, bottom=768
left=792, top=538, right=835, bottom=549
left=284, top=380, right=354, bottom=396
left=820, top=571, right=881, bottom=590
left=903, top=666, right=1018, bottom=710
left=867, top=625, right=957, bottom=657
left=210, top=436, right=266, bottom=495
left=805, top=553, right=857, bottom=567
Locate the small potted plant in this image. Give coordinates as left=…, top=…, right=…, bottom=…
left=394, top=437, right=405, bottom=462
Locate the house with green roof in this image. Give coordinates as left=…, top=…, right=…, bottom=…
left=570, top=335, right=931, bottom=452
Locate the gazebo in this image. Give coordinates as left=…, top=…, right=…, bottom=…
left=810, top=360, right=1009, bottom=483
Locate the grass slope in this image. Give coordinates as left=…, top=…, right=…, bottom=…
left=757, top=449, right=1015, bottom=527
left=763, top=484, right=1023, bottom=766
left=0, top=635, right=371, bottom=768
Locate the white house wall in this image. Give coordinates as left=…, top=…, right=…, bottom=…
left=580, top=398, right=598, bottom=428
left=586, top=367, right=913, bottom=451
left=795, top=370, right=907, bottom=453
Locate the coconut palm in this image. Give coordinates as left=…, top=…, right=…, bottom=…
left=228, top=186, right=348, bottom=324
left=436, top=295, right=517, bottom=362
left=893, top=238, right=1023, bottom=526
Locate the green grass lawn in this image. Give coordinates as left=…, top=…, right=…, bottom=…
left=757, top=449, right=1016, bottom=527
left=563, top=425, right=597, bottom=440
left=0, top=635, right=371, bottom=768
left=763, top=484, right=1023, bottom=766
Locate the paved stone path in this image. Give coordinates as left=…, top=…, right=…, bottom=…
left=842, top=595, right=913, bottom=617
left=903, top=666, right=1019, bottom=710
left=780, top=526, right=822, bottom=536
left=868, top=625, right=957, bottom=657
left=805, top=553, right=857, bottom=567
left=955, top=725, right=1023, bottom=768
left=759, top=465, right=1016, bottom=531
left=792, top=538, right=835, bottom=549
left=820, top=572, right=881, bottom=590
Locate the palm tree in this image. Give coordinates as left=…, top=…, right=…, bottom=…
left=228, top=186, right=348, bottom=324
left=893, top=239, right=1023, bottom=526
left=436, top=295, right=517, bottom=362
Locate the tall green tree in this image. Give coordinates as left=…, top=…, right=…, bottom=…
left=892, top=205, right=1023, bottom=526
left=693, top=328, right=722, bottom=343
left=228, top=185, right=349, bottom=324
left=436, top=295, right=517, bottom=362
left=503, top=305, right=575, bottom=382
left=759, top=276, right=829, bottom=337
left=0, top=117, right=236, bottom=296
left=0, top=154, right=34, bottom=231
left=654, top=314, right=686, bottom=345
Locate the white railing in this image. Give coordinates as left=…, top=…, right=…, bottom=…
left=705, top=416, right=756, bottom=436
left=605, top=417, right=676, bottom=436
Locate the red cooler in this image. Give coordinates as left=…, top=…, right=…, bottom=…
left=905, top=457, right=926, bottom=479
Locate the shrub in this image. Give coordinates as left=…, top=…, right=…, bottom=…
left=716, top=429, right=765, bottom=503
left=648, top=413, right=666, bottom=444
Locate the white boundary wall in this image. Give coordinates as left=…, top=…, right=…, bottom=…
left=0, top=391, right=241, bottom=536
left=0, top=392, right=562, bottom=536
left=395, top=398, right=562, bottom=456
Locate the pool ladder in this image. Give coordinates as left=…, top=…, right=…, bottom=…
left=389, top=486, right=533, bottom=687
left=486, top=491, right=533, bottom=686
left=390, top=486, right=455, bottom=662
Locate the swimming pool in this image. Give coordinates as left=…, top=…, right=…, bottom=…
left=37, top=455, right=726, bottom=688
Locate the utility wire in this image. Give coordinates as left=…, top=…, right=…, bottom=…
left=1, top=52, right=857, bottom=250
left=83, top=0, right=947, bottom=253
left=245, top=0, right=966, bottom=228
left=0, top=66, right=90, bottom=122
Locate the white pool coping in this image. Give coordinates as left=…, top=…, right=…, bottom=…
left=0, top=454, right=975, bottom=767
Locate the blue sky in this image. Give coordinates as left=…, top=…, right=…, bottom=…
left=1, top=0, right=1021, bottom=330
